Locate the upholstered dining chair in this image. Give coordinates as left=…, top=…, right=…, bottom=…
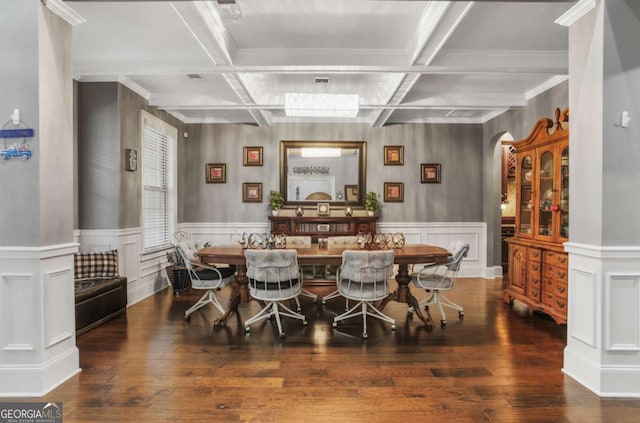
left=283, top=236, right=318, bottom=306
left=176, top=243, right=236, bottom=321
left=244, top=249, right=307, bottom=339
left=332, top=250, right=396, bottom=339
left=410, top=241, right=470, bottom=327
left=321, top=236, right=358, bottom=306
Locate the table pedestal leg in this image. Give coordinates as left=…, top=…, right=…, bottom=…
left=214, top=265, right=250, bottom=327
left=379, top=264, right=434, bottom=329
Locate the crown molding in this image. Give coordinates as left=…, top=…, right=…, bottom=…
left=526, top=75, right=569, bottom=100
left=42, top=0, right=86, bottom=26
left=555, top=0, right=598, bottom=27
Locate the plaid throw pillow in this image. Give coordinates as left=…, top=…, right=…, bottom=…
left=74, top=250, right=119, bottom=280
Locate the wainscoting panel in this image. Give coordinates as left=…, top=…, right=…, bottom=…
left=570, top=267, right=598, bottom=348
left=0, top=273, right=35, bottom=351
left=605, top=273, right=640, bottom=351
left=44, top=268, right=74, bottom=348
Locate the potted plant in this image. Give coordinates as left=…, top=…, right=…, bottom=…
left=365, top=192, right=378, bottom=216
left=269, top=190, right=285, bottom=215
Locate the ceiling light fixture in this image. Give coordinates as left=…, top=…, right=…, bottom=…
left=284, top=77, right=359, bottom=118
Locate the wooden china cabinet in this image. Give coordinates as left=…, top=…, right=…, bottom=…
left=504, top=108, right=569, bottom=324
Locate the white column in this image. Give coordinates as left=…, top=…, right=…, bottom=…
left=560, top=0, right=640, bottom=397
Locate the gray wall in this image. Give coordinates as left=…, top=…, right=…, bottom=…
left=0, top=1, right=40, bottom=246
left=77, top=83, right=120, bottom=230
left=0, top=2, right=73, bottom=247
left=180, top=122, right=484, bottom=223
left=602, top=0, right=640, bottom=245
left=77, top=82, right=184, bottom=230
left=39, top=5, right=74, bottom=246
left=483, top=81, right=569, bottom=267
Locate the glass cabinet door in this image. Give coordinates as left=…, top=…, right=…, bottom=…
left=537, top=150, right=554, bottom=239
left=517, top=155, right=533, bottom=236
left=559, top=145, right=569, bottom=240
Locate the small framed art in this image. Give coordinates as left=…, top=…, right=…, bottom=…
left=125, top=148, right=137, bottom=172
left=384, top=182, right=404, bottom=202
left=384, top=146, right=404, bottom=166
left=205, top=163, right=226, bottom=183
left=317, top=202, right=330, bottom=216
left=344, top=184, right=358, bottom=202
left=242, top=182, right=263, bottom=202
left=421, top=163, right=441, bottom=183
left=243, top=146, right=263, bottom=166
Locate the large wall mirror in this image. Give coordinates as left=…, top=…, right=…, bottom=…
left=280, top=140, right=366, bottom=207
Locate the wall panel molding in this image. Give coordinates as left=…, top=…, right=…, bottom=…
left=605, top=273, right=640, bottom=351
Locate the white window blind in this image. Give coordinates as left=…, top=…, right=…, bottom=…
left=142, top=112, right=176, bottom=252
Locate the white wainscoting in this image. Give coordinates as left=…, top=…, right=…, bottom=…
left=180, top=221, right=493, bottom=278
left=563, top=242, right=640, bottom=397
left=0, top=243, right=80, bottom=397
left=76, top=228, right=170, bottom=306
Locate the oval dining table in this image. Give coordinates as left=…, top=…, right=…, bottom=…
left=197, top=244, right=450, bottom=329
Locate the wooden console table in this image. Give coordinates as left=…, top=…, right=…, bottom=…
left=268, top=215, right=377, bottom=243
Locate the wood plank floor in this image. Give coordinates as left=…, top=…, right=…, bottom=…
left=7, top=278, right=640, bottom=422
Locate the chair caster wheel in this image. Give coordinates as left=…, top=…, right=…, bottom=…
left=407, top=311, right=413, bottom=319
left=459, top=311, right=464, bottom=319
left=279, top=333, right=286, bottom=340
left=362, top=332, right=368, bottom=339
left=424, top=305, right=429, bottom=311
left=245, top=326, right=250, bottom=333
left=185, top=315, right=191, bottom=322
left=332, top=321, right=338, bottom=328
left=391, top=324, right=396, bottom=331
left=321, top=299, right=327, bottom=305
left=440, top=320, right=446, bottom=328
left=297, top=307, right=302, bottom=312
left=303, top=320, right=308, bottom=326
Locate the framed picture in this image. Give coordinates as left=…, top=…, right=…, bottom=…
left=317, top=202, right=330, bottom=216
left=205, top=163, right=226, bottom=183
left=125, top=148, right=137, bottom=172
left=243, top=146, right=263, bottom=166
left=242, top=182, right=263, bottom=202
left=344, top=184, right=359, bottom=202
left=421, top=163, right=441, bottom=183
left=384, top=145, right=404, bottom=166
left=384, top=182, right=404, bottom=202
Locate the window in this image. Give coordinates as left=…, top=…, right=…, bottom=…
left=141, top=111, right=177, bottom=252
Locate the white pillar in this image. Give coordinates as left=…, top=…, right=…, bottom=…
left=0, top=1, right=81, bottom=396
left=560, top=0, right=640, bottom=397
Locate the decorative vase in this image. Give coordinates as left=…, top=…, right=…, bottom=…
left=367, top=210, right=374, bottom=217
left=344, top=206, right=353, bottom=217
left=272, top=210, right=279, bottom=216
left=295, top=206, right=304, bottom=216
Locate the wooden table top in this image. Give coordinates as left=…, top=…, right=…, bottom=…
left=198, top=244, right=450, bottom=266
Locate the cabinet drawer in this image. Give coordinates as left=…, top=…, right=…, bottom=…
left=542, top=291, right=567, bottom=313
left=543, top=264, right=568, bottom=284
left=528, top=248, right=542, bottom=262
left=276, top=222, right=290, bottom=232
left=543, top=278, right=568, bottom=299
left=527, top=287, right=541, bottom=301
left=544, top=251, right=568, bottom=268
left=356, top=222, right=371, bottom=233
left=529, top=261, right=541, bottom=274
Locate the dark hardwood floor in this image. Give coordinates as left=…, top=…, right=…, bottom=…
left=8, top=278, right=640, bottom=422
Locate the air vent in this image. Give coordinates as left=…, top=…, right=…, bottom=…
left=314, top=77, right=330, bottom=84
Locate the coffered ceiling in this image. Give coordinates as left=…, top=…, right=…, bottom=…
left=65, top=0, right=575, bottom=126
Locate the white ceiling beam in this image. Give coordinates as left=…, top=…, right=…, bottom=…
left=372, top=1, right=474, bottom=127
left=153, top=96, right=526, bottom=111
left=222, top=73, right=271, bottom=127
left=169, top=0, right=236, bottom=65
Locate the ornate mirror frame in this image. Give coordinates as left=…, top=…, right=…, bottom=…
left=279, top=140, right=366, bottom=208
